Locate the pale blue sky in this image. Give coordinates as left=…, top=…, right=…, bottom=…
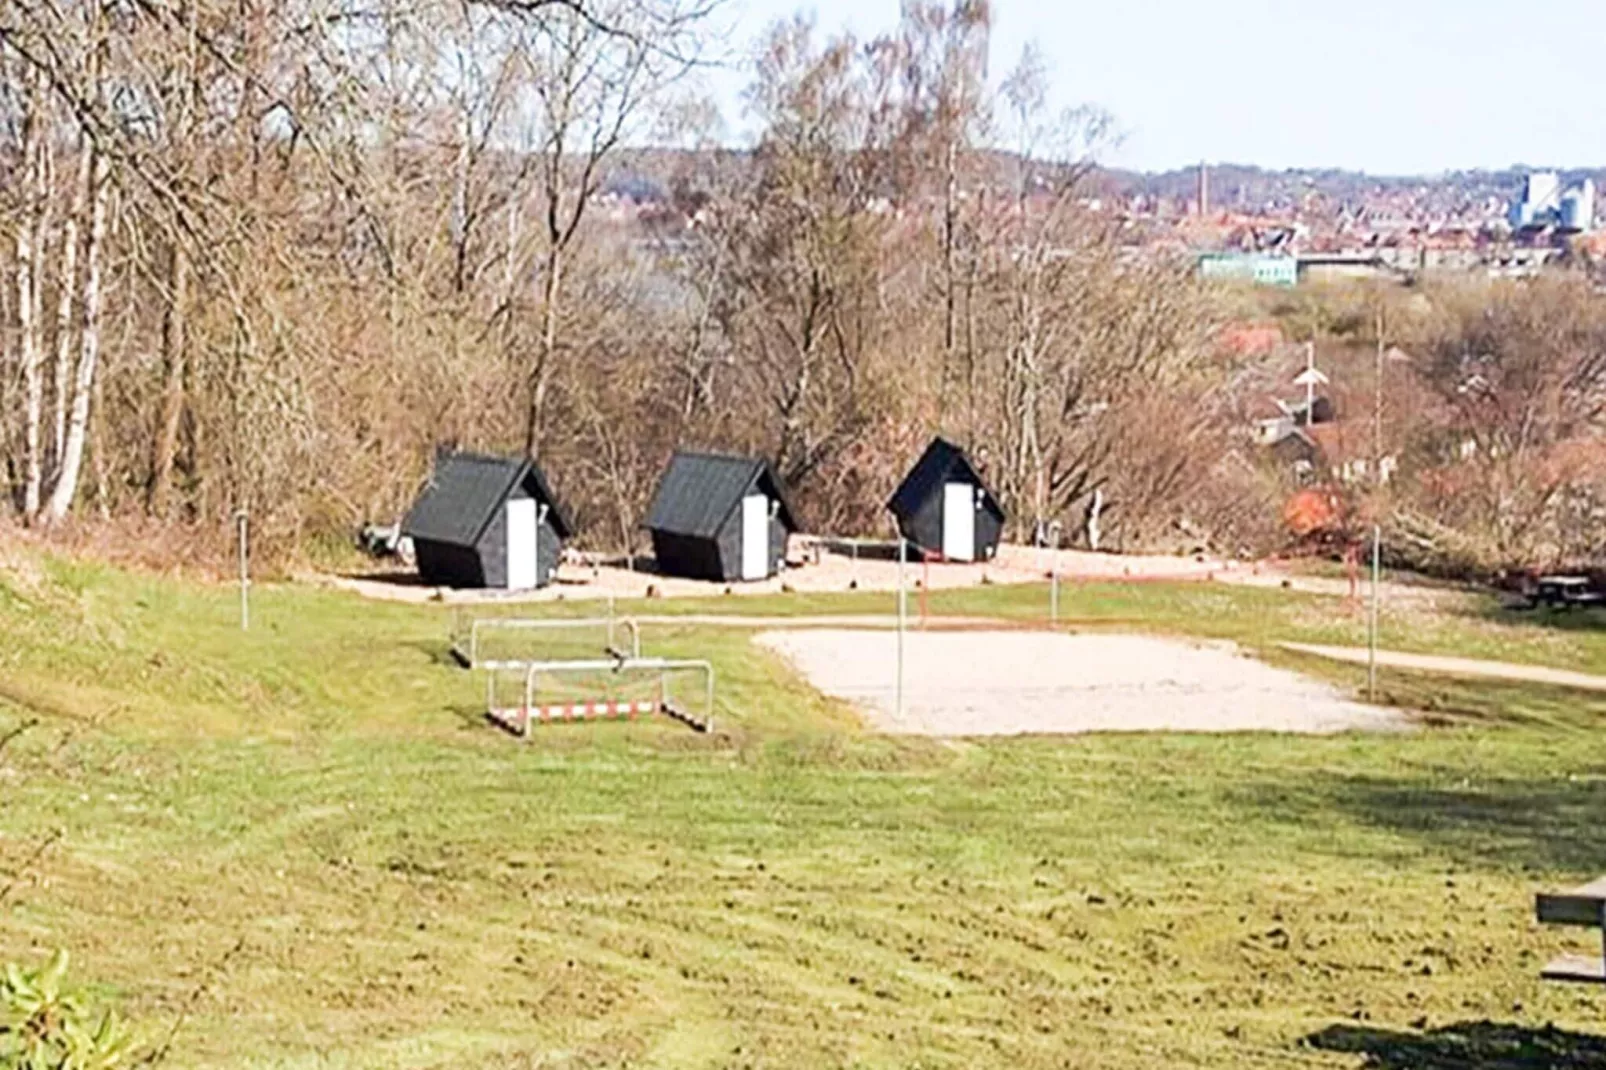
left=704, top=0, right=1604, bottom=174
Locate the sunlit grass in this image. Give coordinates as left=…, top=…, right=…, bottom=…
left=3, top=555, right=1606, bottom=1067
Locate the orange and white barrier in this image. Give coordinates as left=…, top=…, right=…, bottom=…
left=488, top=700, right=656, bottom=733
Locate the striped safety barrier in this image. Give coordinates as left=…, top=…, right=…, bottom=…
left=487, top=700, right=657, bottom=734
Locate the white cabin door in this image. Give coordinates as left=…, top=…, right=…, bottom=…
left=942, top=482, right=975, bottom=562
left=740, top=494, right=769, bottom=580
left=505, top=498, right=538, bottom=589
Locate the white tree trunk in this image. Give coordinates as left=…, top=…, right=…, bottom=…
left=16, top=94, right=44, bottom=523
left=51, top=140, right=90, bottom=474
left=45, top=150, right=110, bottom=524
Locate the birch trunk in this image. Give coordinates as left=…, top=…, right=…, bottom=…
left=51, top=140, right=90, bottom=475
left=16, top=91, right=44, bottom=523
left=45, top=150, right=110, bottom=523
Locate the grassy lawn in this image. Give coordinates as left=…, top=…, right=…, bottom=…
left=4, top=555, right=1606, bottom=1067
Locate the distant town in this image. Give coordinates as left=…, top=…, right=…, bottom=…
left=1104, top=162, right=1604, bottom=286
left=592, top=155, right=1606, bottom=288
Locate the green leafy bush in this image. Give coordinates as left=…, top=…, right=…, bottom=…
left=0, top=951, right=134, bottom=1070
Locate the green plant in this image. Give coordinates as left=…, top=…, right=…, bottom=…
left=0, top=951, right=134, bottom=1070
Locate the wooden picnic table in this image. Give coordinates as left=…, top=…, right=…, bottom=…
left=1537, top=876, right=1606, bottom=983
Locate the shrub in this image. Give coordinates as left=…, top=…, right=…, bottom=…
left=0, top=951, right=135, bottom=1070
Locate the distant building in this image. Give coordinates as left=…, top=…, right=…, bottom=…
left=1197, top=252, right=1298, bottom=288
left=1512, top=172, right=1560, bottom=228
left=1511, top=172, right=1594, bottom=233
left=1562, top=180, right=1596, bottom=232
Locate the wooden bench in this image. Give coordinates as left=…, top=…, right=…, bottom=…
left=1537, top=876, right=1606, bottom=983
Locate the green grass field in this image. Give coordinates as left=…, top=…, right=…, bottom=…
left=4, top=555, right=1606, bottom=1067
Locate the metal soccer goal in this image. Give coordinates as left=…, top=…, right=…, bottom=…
left=451, top=611, right=642, bottom=670
left=483, top=656, right=715, bottom=736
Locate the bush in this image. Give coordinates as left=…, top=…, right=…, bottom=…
left=0, top=951, right=135, bottom=1070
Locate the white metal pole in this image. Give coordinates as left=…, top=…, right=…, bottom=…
left=896, top=536, right=906, bottom=723
left=1306, top=340, right=1316, bottom=420
left=1368, top=523, right=1381, bottom=700
left=1047, top=520, right=1062, bottom=624
left=236, top=510, right=249, bottom=632
left=1369, top=308, right=1384, bottom=701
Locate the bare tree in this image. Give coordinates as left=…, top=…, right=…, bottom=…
left=51, top=131, right=89, bottom=479
left=894, top=0, right=989, bottom=422
left=703, top=18, right=908, bottom=500
left=1403, top=276, right=1606, bottom=568
left=510, top=0, right=716, bottom=456
left=44, top=147, right=109, bottom=523
left=8, top=63, right=55, bottom=523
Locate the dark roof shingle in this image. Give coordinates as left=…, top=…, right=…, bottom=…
left=888, top=437, right=1004, bottom=521
left=644, top=451, right=797, bottom=538
left=402, top=451, right=573, bottom=547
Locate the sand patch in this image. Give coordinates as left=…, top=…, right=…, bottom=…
left=757, top=629, right=1404, bottom=737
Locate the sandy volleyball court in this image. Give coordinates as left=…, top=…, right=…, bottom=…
left=755, top=629, right=1405, bottom=736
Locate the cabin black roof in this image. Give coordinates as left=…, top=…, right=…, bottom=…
left=888, top=437, right=1005, bottom=521
left=402, top=451, right=573, bottom=547
left=644, top=451, right=798, bottom=538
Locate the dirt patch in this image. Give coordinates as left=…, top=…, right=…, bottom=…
left=310, top=543, right=1236, bottom=605
left=756, top=629, right=1405, bottom=737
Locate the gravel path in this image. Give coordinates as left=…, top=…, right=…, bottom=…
left=1281, top=642, right=1606, bottom=693
left=310, top=542, right=1236, bottom=605
left=757, top=630, right=1405, bottom=737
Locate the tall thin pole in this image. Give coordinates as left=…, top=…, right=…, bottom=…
left=1368, top=305, right=1385, bottom=700
left=1306, top=340, right=1316, bottom=421
left=896, top=536, right=906, bottom=723
left=236, top=510, right=249, bottom=632
left=1369, top=523, right=1381, bottom=700
left=1373, top=309, right=1385, bottom=482
left=1046, top=519, right=1061, bottom=624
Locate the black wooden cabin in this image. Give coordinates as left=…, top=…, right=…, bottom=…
left=644, top=451, right=798, bottom=582
left=887, top=437, right=1005, bottom=562
left=401, top=451, right=572, bottom=589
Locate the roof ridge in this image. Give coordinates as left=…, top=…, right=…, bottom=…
left=466, top=456, right=532, bottom=547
